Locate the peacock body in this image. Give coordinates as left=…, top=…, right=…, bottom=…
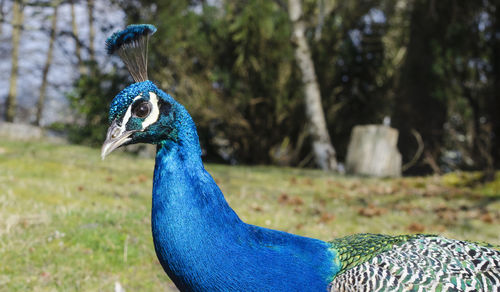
left=101, top=24, right=500, bottom=292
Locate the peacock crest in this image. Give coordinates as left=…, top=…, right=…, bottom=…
left=105, top=24, right=156, bottom=82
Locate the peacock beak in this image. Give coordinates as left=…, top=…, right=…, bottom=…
left=101, top=120, right=137, bottom=160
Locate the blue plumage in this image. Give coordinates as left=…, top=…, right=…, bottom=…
left=101, top=25, right=500, bottom=291
left=105, top=24, right=156, bottom=55
left=149, top=85, right=338, bottom=291
left=104, top=81, right=339, bottom=290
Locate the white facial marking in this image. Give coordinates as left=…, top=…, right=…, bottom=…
left=119, top=95, right=142, bottom=135
left=141, top=92, right=160, bottom=130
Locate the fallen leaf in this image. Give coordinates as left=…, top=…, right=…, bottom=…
left=434, top=205, right=457, bottom=221
left=278, top=193, right=304, bottom=206
left=278, top=193, right=289, bottom=204
left=408, top=222, right=425, bottom=233
left=318, top=212, right=335, bottom=223
left=304, top=178, right=313, bottom=186
left=317, top=198, right=327, bottom=206
left=289, top=196, right=304, bottom=206
left=138, top=174, right=148, bottom=183
left=480, top=213, right=494, bottom=223
left=358, top=204, right=386, bottom=217
left=251, top=203, right=263, bottom=212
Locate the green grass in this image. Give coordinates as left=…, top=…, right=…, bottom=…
left=0, top=138, right=499, bottom=291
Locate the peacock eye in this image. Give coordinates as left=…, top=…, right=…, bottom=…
left=132, top=101, right=152, bottom=118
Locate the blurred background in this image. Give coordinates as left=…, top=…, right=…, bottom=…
left=0, top=0, right=499, bottom=291
left=1, top=0, right=500, bottom=175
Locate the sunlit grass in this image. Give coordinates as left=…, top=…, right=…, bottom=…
left=0, top=138, right=499, bottom=291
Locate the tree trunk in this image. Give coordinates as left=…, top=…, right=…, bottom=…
left=87, top=0, right=95, bottom=63
left=288, top=0, right=337, bottom=171
left=35, top=3, right=58, bottom=126
left=0, top=0, right=6, bottom=35
left=393, top=0, right=449, bottom=174
left=70, top=0, right=84, bottom=75
left=490, top=0, right=500, bottom=170
left=5, top=0, right=24, bottom=122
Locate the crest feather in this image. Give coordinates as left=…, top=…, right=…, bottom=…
left=106, top=24, right=157, bottom=82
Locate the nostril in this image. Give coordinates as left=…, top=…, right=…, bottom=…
left=111, top=127, right=121, bottom=139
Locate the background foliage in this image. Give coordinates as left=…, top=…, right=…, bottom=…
left=3, top=0, right=500, bottom=174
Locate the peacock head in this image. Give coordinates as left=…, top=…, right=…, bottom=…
left=101, top=24, right=188, bottom=159
left=101, top=80, right=183, bottom=159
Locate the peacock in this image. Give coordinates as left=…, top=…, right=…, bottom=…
left=101, top=24, right=500, bottom=292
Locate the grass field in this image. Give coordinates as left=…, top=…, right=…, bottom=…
left=0, top=138, right=499, bottom=291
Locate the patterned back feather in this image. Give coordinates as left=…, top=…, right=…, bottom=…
left=329, top=234, right=500, bottom=291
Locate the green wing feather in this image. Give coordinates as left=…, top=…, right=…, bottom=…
left=329, top=233, right=426, bottom=274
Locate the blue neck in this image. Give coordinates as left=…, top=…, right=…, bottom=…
left=151, top=111, right=338, bottom=291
